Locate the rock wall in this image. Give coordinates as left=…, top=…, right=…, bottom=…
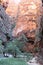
left=0, top=5, right=12, bottom=42
left=12, top=0, right=42, bottom=42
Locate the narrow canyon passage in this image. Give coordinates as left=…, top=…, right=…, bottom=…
left=0, top=0, right=43, bottom=65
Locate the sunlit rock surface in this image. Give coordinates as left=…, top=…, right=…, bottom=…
left=12, top=0, right=42, bottom=38
left=0, top=0, right=42, bottom=40
left=0, top=0, right=18, bottom=17
left=6, top=0, right=18, bottom=17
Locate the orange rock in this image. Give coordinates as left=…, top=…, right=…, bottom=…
left=12, top=0, right=42, bottom=37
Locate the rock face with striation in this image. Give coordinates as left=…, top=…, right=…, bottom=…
left=12, top=0, right=42, bottom=43
left=0, top=5, right=12, bottom=42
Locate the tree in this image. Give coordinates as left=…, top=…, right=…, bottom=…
left=3, top=33, right=28, bottom=57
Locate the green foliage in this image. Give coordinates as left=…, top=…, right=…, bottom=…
left=4, top=34, right=28, bottom=55
left=0, top=58, right=28, bottom=65
left=0, top=34, right=33, bottom=62
left=0, top=40, right=2, bottom=44
left=17, top=34, right=28, bottom=51
left=12, top=22, right=16, bottom=29
left=4, top=40, right=22, bottom=56
left=0, top=40, right=4, bottom=54
left=23, top=52, right=33, bottom=61
left=34, top=47, right=40, bottom=52
left=2, top=33, right=33, bottom=61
